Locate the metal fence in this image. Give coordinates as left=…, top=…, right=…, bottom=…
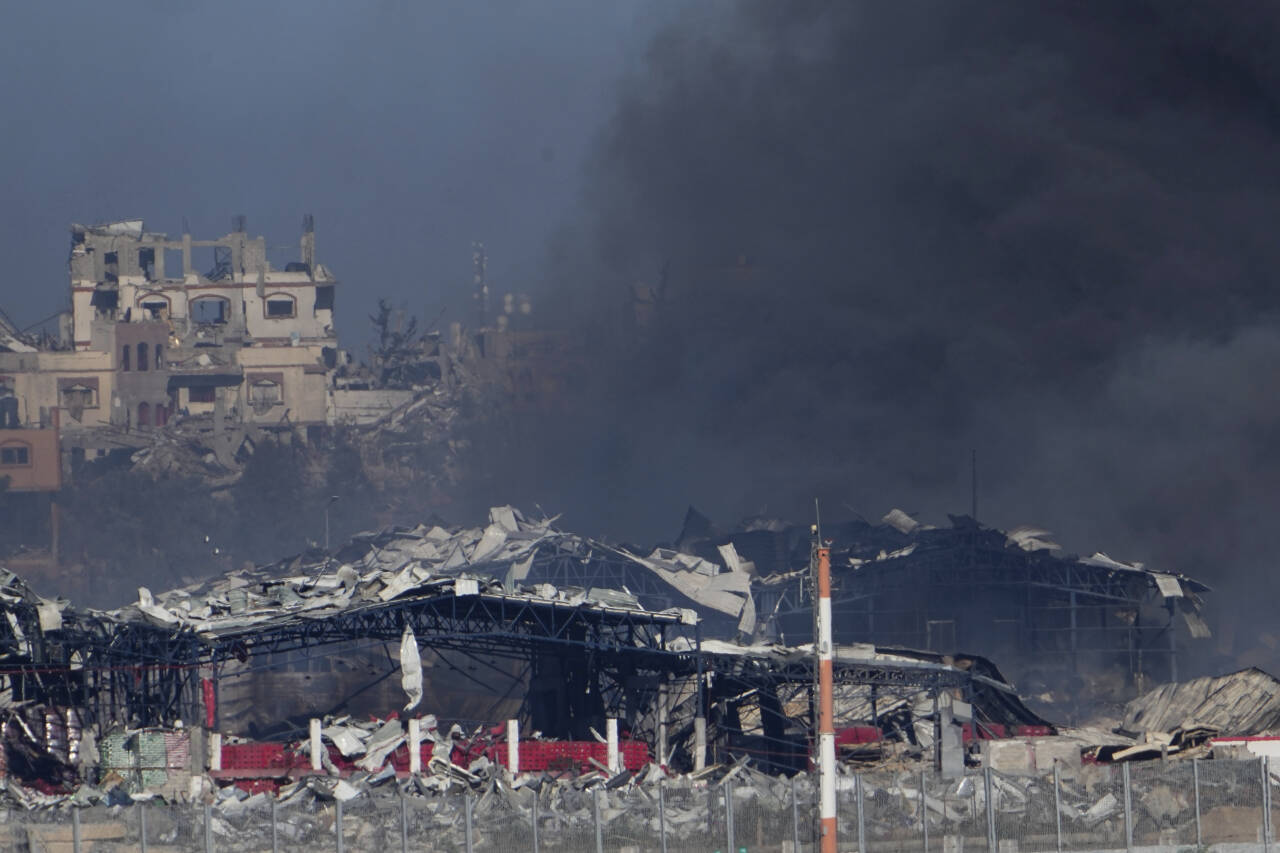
left=6, top=756, right=1280, bottom=852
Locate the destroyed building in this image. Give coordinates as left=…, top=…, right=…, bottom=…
left=0, top=217, right=339, bottom=465
left=645, top=508, right=1214, bottom=717
left=0, top=506, right=1057, bottom=789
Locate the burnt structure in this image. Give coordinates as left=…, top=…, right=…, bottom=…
left=678, top=511, right=1212, bottom=703
left=0, top=509, right=1049, bottom=775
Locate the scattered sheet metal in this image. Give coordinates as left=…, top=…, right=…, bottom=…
left=400, top=624, right=423, bottom=711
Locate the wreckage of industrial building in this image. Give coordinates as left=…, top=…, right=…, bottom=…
left=0, top=497, right=1249, bottom=809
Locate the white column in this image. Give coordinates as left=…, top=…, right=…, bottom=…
left=507, top=719, right=520, bottom=776
left=606, top=718, right=620, bottom=774
left=694, top=717, right=707, bottom=772
left=209, top=732, right=222, bottom=772
left=309, top=718, right=323, bottom=771
left=408, top=718, right=422, bottom=774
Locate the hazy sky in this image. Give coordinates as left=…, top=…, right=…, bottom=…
left=10, top=1, right=1280, bottom=644
left=466, top=0, right=1280, bottom=644
left=0, top=1, right=683, bottom=343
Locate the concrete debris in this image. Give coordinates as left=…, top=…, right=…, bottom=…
left=97, top=506, right=704, bottom=638
left=1121, top=667, right=1280, bottom=740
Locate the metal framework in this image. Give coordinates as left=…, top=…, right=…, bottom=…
left=762, top=531, right=1204, bottom=688
left=0, top=526, right=1071, bottom=774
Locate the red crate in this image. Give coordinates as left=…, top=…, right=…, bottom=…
left=221, top=742, right=287, bottom=770
left=491, top=740, right=649, bottom=773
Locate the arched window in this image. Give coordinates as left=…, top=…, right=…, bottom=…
left=137, top=342, right=148, bottom=372
left=155, top=404, right=168, bottom=427
left=121, top=346, right=130, bottom=372
left=137, top=402, right=150, bottom=427
left=154, top=343, right=164, bottom=369
left=137, top=293, right=171, bottom=320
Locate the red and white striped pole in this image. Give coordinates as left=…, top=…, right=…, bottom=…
left=816, top=541, right=838, bottom=853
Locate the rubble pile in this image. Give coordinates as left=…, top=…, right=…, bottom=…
left=99, top=506, right=703, bottom=636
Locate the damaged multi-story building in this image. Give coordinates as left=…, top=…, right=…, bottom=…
left=0, top=217, right=338, bottom=459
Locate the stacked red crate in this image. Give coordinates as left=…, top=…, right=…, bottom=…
left=490, top=740, right=650, bottom=773
left=221, top=742, right=288, bottom=770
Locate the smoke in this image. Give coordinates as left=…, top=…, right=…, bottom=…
left=472, top=0, right=1280, bottom=645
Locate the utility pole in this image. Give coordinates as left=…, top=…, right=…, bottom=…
left=812, top=504, right=837, bottom=853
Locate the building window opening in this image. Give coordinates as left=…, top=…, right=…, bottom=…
left=265, top=296, right=296, bottom=318
left=249, top=380, right=281, bottom=411
left=136, top=342, right=148, bottom=372
left=189, top=386, right=216, bottom=404
left=155, top=404, right=168, bottom=427
left=154, top=344, right=164, bottom=369
left=314, top=285, right=335, bottom=312
left=137, top=402, right=150, bottom=427
left=141, top=300, right=169, bottom=320
left=90, top=289, right=119, bottom=316
left=61, top=383, right=95, bottom=409
left=138, top=247, right=156, bottom=280
left=0, top=443, right=30, bottom=466
left=121, top=345, right=130, bottom=372
left=60, top=380, right=97, bottom=422
left=192, top=297, right=229, bottom=325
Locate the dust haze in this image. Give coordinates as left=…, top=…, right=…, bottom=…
left=478, top=0, right=1280, bottom=645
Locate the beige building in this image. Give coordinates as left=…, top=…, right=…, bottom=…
left=0, top=217, right=340, bottom=458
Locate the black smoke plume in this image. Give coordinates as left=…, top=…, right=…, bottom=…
left=473, top=0, right=1280, bottom=662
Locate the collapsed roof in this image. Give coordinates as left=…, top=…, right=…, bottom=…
left=1121, top=668, right=1280, bottom=737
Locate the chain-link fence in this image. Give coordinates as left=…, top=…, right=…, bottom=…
left=5, top=756, right=1280, bottom=851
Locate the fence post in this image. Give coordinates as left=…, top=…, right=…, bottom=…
left=1053, top=763, right=1063, bottom=853
left=983, top=767, right=996, bottom=853
left=1193, top=758, right=1202, bottom=848
left=72, top=806, right=81, bottom=853
left=792, top=776, right=801, bottom=853
left=971, top=777, right=979, bottom=836
left=464, top=794, right=474, bottom=853
left=921, top=770, right=929, bottom=853
left=531, top=789, right=540, bottom=853
left=726, top=779, right=736, bottom=853
left=336, top=799, right=345, bottom=853
left=272, top=794, right=279, bottom=853
left=310, top=718, right=323, bottom=771
left=593, top=787, right=604, bottom=853
left=659, top=780, right=669, bottom=853
left=400, top=790, right=408, bottom=853
left=857, top=774, right=867, bottom=853
left=1122, top=762, right=1133, bottom=852
left=140, top=803, right=148, bottom=853
left=204, top=802, right=214, bottom=853
left=1264, top=756, right=1272, bottom=853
